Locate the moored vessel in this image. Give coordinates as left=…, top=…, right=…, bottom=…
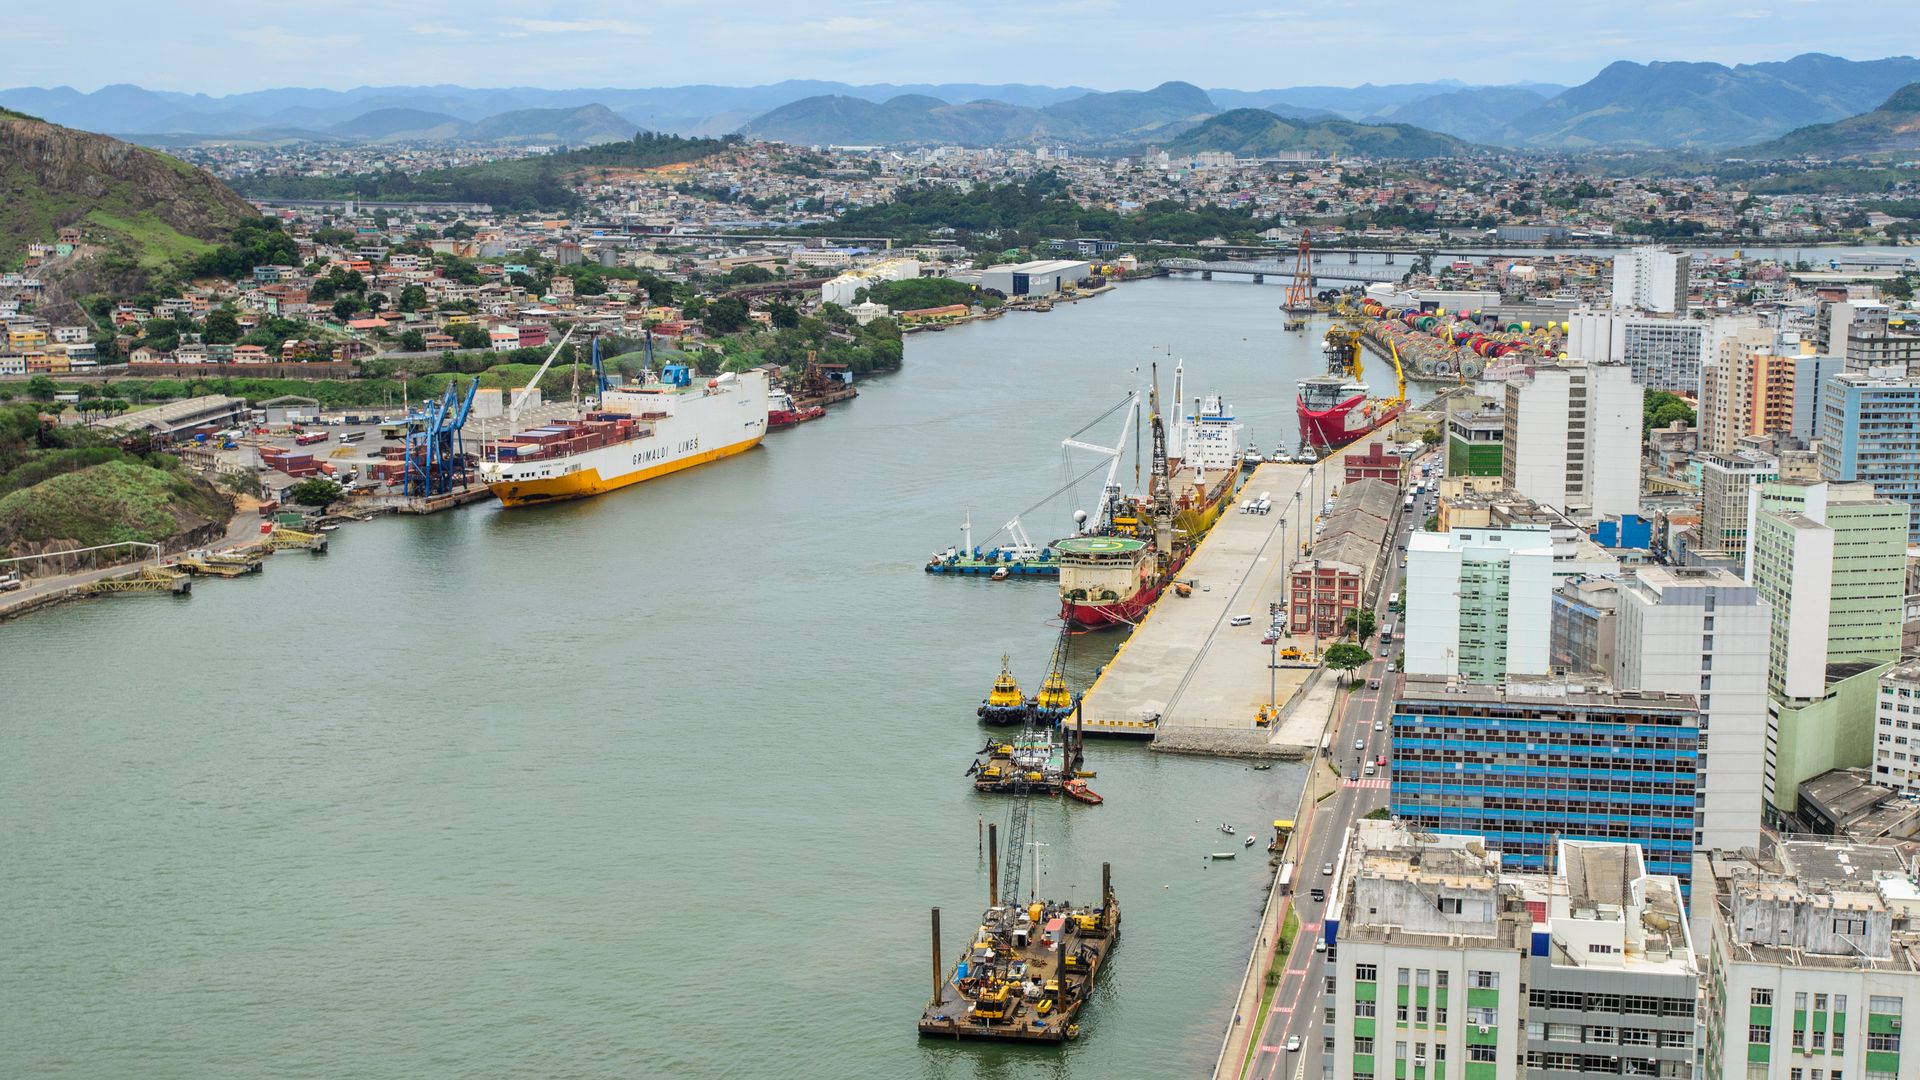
left=480, top=364, right=768, bottom=507
left=1295, top=324, right=1406, bottom=455
left=978, top=656, right=1030, bottom=725
left=767, top=387, right=824, bottom=429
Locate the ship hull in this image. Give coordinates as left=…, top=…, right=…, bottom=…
left=1061, top=579, right=1164, bottom=629
left=1297, top=393, right=1405, bottom=453
left=489, top=435, right=763, bottom=506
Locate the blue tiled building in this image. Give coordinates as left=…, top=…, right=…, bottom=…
left=1390, top=676, right=1701, bottom=886
left=1817, top=370, right=1920, bottom=542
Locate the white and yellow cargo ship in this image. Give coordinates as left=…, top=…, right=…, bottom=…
left=479, top=365, right=768, bottom=507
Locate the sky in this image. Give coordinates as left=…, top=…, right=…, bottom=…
left=4, top=0, right=1910, bottom=94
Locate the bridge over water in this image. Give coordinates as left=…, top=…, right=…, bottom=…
left=1160, top=257, right=1407, bottom=285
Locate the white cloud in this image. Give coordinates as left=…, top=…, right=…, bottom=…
left=496, top=17, right=649, bottom=36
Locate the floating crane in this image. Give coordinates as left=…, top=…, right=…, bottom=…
left=1282, top=229, right=1315, bottom=317
left=1147, top=363, right=1173, bottom=571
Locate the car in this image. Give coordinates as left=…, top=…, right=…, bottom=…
left=1376, top=755, right=1388, bottom=767
left=1321, top=862, right=1334, bottom=875
left=1285, top=1036, right=1302, bottom=1052
left=1314, top=938, right=1327, bottom=953
left=1374, top=720, right=1384, bottom=731
left=1368, top=679, right=1381, bottom=690
left=1364, top=763, right=1376, bottom=776
left=1309, top=887, right=1326, bottom=902
left=1261, top=634, right=1278, bottom=645
left=1354, top=739, right=1364, bottom=751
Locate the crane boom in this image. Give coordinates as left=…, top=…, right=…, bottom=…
left=509, top=327, right=578, bottom=429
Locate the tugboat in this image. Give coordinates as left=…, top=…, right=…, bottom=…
left=978, top=656, right=1030, bottom=726
left=766, top=386, right=825, bottom=429
left=1028, top=632, right=1079, bottom=728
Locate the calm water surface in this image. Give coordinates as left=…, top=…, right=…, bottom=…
left=4, top=279, right=1346, bottom=1079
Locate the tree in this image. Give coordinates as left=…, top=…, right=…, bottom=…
left=288, top=477, right=346, bottom=512
left=203, top=309, right=241, bottom=344
left=452, top=323, right=490, bottom=350
left=1643, top=390, right=1696, bottom=436
left=1421, top=427, right=1442, bottom=447
left=24, top=375, right=58, bottom=403
left=702, top=296, right=750, bottom=335
left=1323, top=642, right=1373, bottom=685
left=1343, top=608, right=1377, bottom=643
left=398, top=329, right=426, bottom=352
left=766, top=300, right=800, bottom=330
left=398, top=285, right=428, bottom=312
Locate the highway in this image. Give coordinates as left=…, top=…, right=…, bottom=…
left=1241, top=447, right=1440, bottom=1080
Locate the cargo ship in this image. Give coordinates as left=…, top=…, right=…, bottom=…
left=480, top=364, right=768, bottom=507
left=1058, top=365, right=1240, bottom=630
left=1296, top=324, right=1406, bottom=454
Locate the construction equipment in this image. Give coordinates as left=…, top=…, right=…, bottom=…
left=403, top=377, right=480, bottom=498
left=1147, top=363, right=1173, bottom=571
left=80, top=567, right=189, bottom=596
left=256, top=528, right=328, bottom=554
left=1282, top=230, right=1315, bottom=314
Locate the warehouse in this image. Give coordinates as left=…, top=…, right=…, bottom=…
left=979, top=259, right=1091, bottom=297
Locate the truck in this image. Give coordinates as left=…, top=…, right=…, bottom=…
left=0, top=570, right=22, bottom=593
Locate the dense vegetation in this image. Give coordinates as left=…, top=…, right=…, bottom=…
left=1644, top=390, right=1696, bottom=435
left=0, top=404, right=232, bottom=558
left=859, top=277, right=999, bottom=311
left=229, top=133, right=736, bottom=211
left=813, top=171, right=1260, bottom=249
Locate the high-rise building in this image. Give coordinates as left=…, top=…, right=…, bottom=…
left=1502, top=360, right=1643, bottom=521
left=1405, top=526, right=1555, bottom=682
left=1701, top=327, right=1795, bottom=456
left=1550, top=577, right=1619, bottom=676
left=1611, top=247, right=1690, bottom=315
left=1699, top=839, right=1920, bottom=1080
left=1840, top=301, right=1920, bottom=375
left=1747, top=481, right=1907, bottom=816
left=1872, top=658, right=1920, bottom=793
left=1391, top=677, right=1700, bottom=883
left=1697, top=450, right=1779, bottom=555
left=1446, top=402, right=1505, bottom=478
left=1817, top=369, right=1920, bottom=541
left=1790, top=353, right=1844, bottom=444
left=1322, top=823, right=1701, bottom=1080
left=1567, top=308, right=1756, bottom=394
left=1613, top=566, right=1772, bottom=853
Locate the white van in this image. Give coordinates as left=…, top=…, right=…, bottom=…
left=1229, top=615, right=1253, bottom=627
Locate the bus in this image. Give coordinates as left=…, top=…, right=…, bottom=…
left=1388, top=591, right=1400, bottom=613
left=1277, top=862, right=1296, bottom=896
left=1380, top=623, right=1395, bottom=645
left=1319, top=732, right=1332, bottom=756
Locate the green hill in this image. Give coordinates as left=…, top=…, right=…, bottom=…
left=0, top=110, right=257, bottom=270
left=1742, top=82, right=1920, bottom=159
left=1164, top=108, right=1469, bottom=159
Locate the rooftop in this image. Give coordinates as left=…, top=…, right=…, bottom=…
left=1398, top=673, right=1698, bottom=712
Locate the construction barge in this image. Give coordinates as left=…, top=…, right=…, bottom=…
left=919, top=852, right=1119, bottom=1044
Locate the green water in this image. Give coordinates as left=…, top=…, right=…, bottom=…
left=2, top=278, right=1339, bottom=1079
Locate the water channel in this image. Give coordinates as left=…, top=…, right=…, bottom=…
left=4, top=277, right=1368, bottom=1079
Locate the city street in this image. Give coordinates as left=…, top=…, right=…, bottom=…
left=1240, top=448, right=1437, bottom=1080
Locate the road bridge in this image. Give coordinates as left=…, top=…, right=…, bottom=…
left=1160, top=258, right=1405, bottom=285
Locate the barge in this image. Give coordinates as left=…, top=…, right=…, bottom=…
left=919, top=860, right=1119, bottom=1043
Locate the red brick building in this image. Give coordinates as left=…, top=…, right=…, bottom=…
left=1343, top=441, right=1404, bottom=484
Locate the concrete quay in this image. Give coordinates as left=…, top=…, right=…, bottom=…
left=1078, top=461, right=1343, bottom=754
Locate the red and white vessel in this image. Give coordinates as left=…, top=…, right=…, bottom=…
left=1296, top=326, right=1405, bottom=454
left=767, top=387, right=824, bottom=429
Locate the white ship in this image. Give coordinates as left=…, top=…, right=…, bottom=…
left=480, top=364, right=768, bottom=507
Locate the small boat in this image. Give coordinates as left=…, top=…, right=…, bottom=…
left=1244, top=835, right=1256, bottom=847
left=1251, top=763, right=1272, bottom=771
left=1063, top=778, right=1104, bottom=805
left=1210, top=851, right=1238, bottom=860
left=991, top=566, right=1011, bottom=581
left=317, top=524, right=340, bottom=532
left=1219, top=823, right=1235, bottom=835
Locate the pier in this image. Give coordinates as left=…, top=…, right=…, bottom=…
left=1077, top=462, right=1336, bottom=754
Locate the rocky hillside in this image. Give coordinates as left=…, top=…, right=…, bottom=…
left=0, top=108, right=257, bottom=268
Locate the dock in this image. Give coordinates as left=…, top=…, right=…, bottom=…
left=1075, top=462, right=1340, bottom=755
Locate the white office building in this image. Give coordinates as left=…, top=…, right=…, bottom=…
left=1502, top=360, right=1643, bottom=521
left=1611, top=247, right=1690, bottom=314
left=1405, top=525, right=1555, bottom=682
left=1567, top=308, right=1757, bottom=395
left=1874, top=659, right=1920, bottom=793
left=1614, top=566, right=1773, bottom=852
left=1700, top=840, right=1920, bottom=1080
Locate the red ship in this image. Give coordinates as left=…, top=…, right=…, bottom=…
left=1296, top=325, right=1406, bottom=454
left=767, top=387, right=824, bottom=429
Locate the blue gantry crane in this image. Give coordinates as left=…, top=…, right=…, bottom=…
left=402, top=378, right=479, bottom=497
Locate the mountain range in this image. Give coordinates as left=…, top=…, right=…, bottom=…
left=1164, top=109, right=1469, bottom=159
left=4, top=54, right=1918, bottom=152
left=1743, top=82, right=1920, bottom=159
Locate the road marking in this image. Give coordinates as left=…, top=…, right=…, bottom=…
left=1260, top=1044, right=1283, bottom=1054
left=1342, top=778, right=1391, bottom=789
